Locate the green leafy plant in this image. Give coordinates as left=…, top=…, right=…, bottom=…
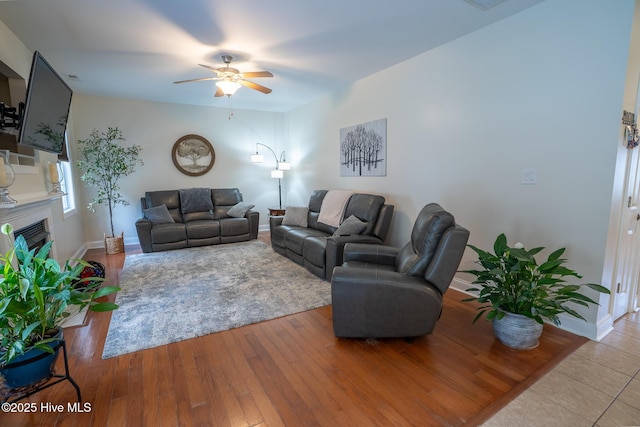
left=0, top=223, right=120, bottom=365
left=462, top=233, right=610, bottom=326
left=77, top=127, right=143, bottom=237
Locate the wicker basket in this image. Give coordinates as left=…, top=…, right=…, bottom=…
left=104, top=232, right=125, bottom=255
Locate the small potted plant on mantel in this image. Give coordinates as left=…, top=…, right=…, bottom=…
left=461, top=233, right=610, bottom=350
left=0, top=223, right=120, bottom=390
left=77, top=127, right=143, bottom=254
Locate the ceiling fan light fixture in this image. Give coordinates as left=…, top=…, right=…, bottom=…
left=216, top=79, right=241, bottom=96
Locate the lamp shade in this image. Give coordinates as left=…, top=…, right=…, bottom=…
left=216, top=80, right=241, bottom=96
left=271, top=169, right=284, bottom=179
left=278, top=161, right=291, bottom=170
left=251, top=153, right=264, bottom=163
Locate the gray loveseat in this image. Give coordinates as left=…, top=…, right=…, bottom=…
left=270, top=190, right=394, bottom=280
left=135, top=187, right=259, bottom=253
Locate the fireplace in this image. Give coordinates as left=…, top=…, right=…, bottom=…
left=14, top=220, right=49, bottom=252
left=0, top=195, right=59, bottom=258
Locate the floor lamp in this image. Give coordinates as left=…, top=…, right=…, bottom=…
left=251, top=143, right=290, bottom=210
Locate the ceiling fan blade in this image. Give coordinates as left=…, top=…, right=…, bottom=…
left=174, top=77, right=217, bottom=84
left=238, top=80, right=272, bottom=94
left=198, top=63, right=219, bottom=72
left=214, top=87, right=225, bottom=97
left=240, top=71, right=273, bottom=78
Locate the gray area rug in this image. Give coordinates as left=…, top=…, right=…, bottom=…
left=102, top=240, right=331, bottom=359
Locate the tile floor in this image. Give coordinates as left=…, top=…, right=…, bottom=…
left=482, top=312, right=640, bottom=427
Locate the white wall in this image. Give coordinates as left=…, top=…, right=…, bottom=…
left=70, top=95, right=287, bottom=245
left=0, top=20, right=86, bottom=262
left=286, top=0, right=635, bottom=338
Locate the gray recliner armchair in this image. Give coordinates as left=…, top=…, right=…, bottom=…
left=330, top=203, right=470, bottom=339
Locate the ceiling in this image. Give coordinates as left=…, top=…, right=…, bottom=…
left=0, top=0, right=546, bottom=112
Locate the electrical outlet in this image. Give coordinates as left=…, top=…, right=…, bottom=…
left=522, top=169, right=537, bottom=185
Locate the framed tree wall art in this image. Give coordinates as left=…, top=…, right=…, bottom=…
left=172, top=134, right=215, bottom=176
left=339, top=118, right=386, bottom=177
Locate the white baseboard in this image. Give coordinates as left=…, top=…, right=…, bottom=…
left=69, top=243, right=88, bottom=262
left=86, top=236, right=140, bottom=250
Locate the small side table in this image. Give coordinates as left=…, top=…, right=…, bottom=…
left=269, top=207, right=286, bottom=216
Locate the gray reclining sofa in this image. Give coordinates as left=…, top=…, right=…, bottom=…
left=135, top=187, right=259, bottom=253
left=269, top=190, right=394, bottom=280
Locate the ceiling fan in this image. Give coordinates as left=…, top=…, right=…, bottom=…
left=174, top=55, right=273, bottom=97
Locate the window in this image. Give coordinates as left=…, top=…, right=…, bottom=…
left=59, top=160, right=76, bottom=215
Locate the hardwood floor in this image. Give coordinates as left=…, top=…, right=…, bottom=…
left=1, top=235, right=586, bottom=426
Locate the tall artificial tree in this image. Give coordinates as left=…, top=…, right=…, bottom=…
left=77, top=127, right=143, bottom=237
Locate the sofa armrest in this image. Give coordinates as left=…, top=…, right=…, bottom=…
left=269, top=215, right=284, bottom=227
left=325, top=235, right=386, bottom=281
left=135, top=218, right=153, bottom=253
left=269, top=215, right=284, bottom=242
left=246, top=210, right=259, bottom=239
left=342, top=242, right=399, bottom=265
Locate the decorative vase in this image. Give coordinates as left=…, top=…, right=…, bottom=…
left=104, top=232, right=125, bottom=255
left=492, top=310, right=543, bottom=350
left=0, top=329, right=63, bottom=389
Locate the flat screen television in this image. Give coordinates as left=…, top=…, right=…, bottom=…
left=18, top=51, right=73, bottom=154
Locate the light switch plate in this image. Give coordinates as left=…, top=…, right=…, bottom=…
left=522, top=169, right=537, bottom=185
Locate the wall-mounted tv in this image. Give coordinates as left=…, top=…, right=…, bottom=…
left=18, top=51, right=72, bottom=154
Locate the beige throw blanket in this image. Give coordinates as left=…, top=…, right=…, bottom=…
left=317, top=190, right=354, bottom=227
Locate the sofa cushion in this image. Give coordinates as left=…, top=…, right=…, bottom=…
left=150, top=222, right=187, bottom=244
left=212, top=188, right=243, bottom=219
left=185, top=220, right=220, bottom=239
left=333, top=215, right=367, bottom=236
left=282, top=206, right=309, bottom=227
left=343, top=194, right=384, bottom=236
left=180, top=188, right=214, bottom=214
left=144, top=204, right=175, bottom=225
left=212, top=188, right=242, bottom=205
left=220, top=217, right=250, bottom=236
left=145, top=190, right=183, bottom=223
left=285, top=228, right=328, bottom=255
left=307, top=190, right=327, bottom=230
left=396, top=204, right=455, bottom=277
left=183, top=210, right=214, bottom=222
left=227, top=202, right=255, bottom=218
left=303, top=237, right=326, bottom=267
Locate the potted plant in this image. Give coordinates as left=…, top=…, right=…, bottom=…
left=0, top=223, right=120, bottom=389
left=77, top=127, right=143, bottom=254
left=462, top=233, right=610, bottom=349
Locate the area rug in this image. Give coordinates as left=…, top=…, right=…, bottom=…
left=102, top=240, right=331, bottom=359
left=60, top=306, right=88, bottom=328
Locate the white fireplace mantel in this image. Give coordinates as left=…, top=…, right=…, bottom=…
left=0, top=192, right=63, bottom=214
left=0, top=192, right=63, bottom=258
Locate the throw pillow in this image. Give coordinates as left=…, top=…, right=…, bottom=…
left=144, top=204, right=175, bottom=225
left=227, top=202, right=255, bottom=218
left=333, top=215, right=367, bottom=236
left=282, top=206, right=309, bottom=227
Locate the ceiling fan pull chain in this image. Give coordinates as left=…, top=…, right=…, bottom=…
left=227, top=96, right=234, bottom=120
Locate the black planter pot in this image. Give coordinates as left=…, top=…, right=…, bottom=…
left=0, top=329, right=63, bottom=389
